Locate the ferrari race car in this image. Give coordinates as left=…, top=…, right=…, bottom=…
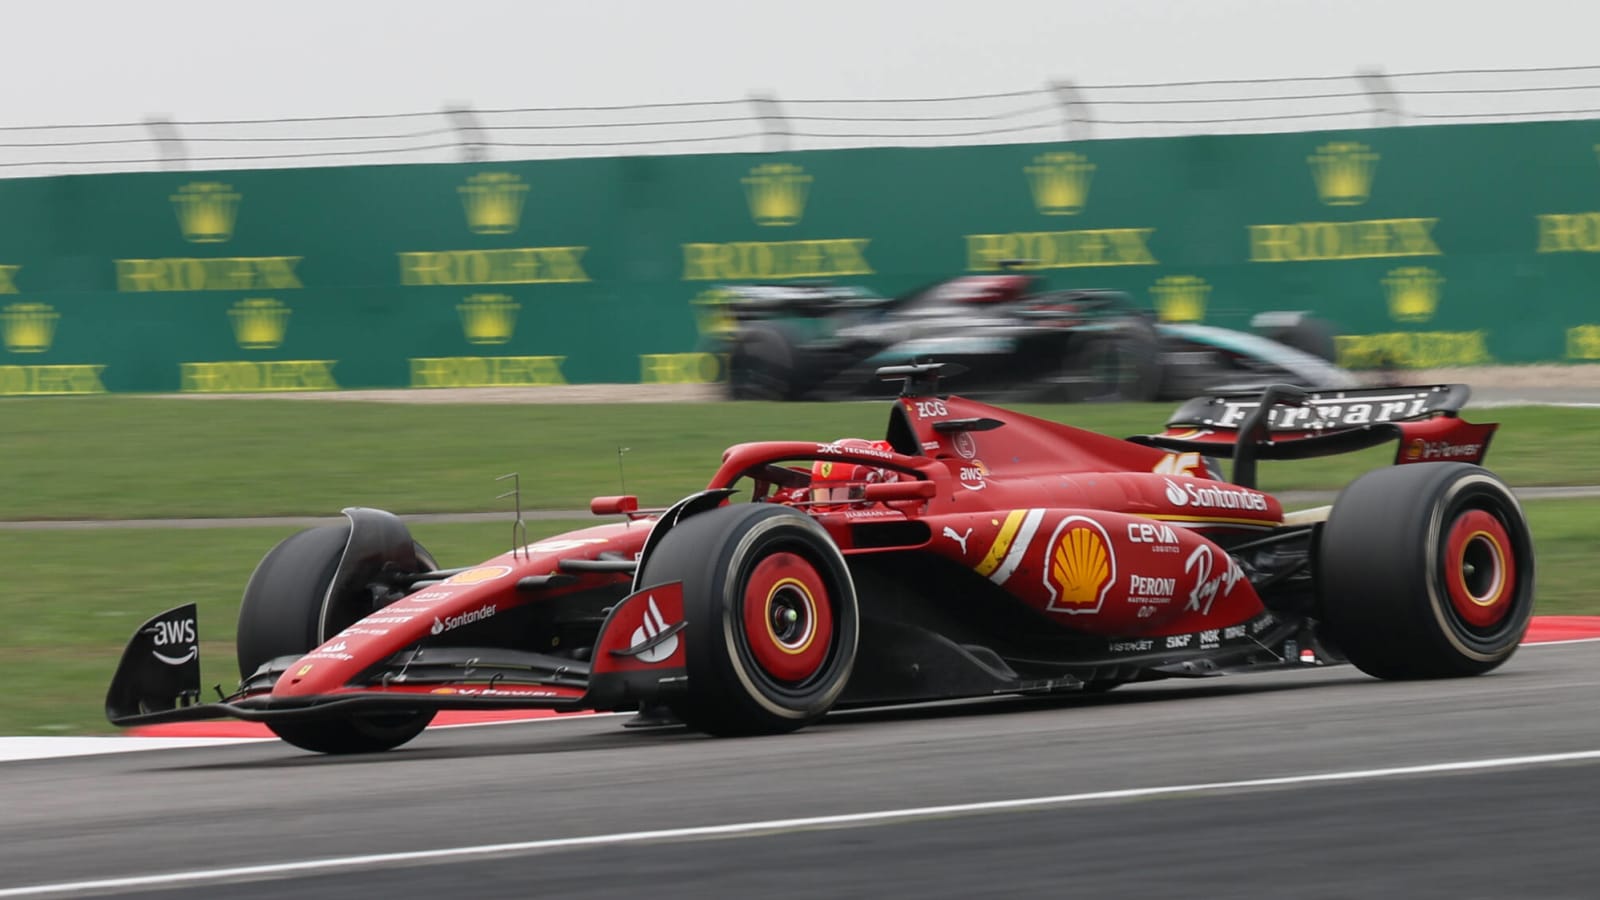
left=715, top=274, right=1359, bottom=402
left=108, top=366, right=1533, bottom=754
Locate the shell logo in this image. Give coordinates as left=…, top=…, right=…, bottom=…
left=444, top=565, right=513, bottom=586
left=1405, top=438, right=1425, bottom=461
left=1044, top=516, right=1116, bottom=615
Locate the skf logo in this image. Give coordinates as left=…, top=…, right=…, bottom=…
left=1384, top=266, right=1442, bottom=323
left=1026, top=152, right=1094, bottom=216
left=743, top=163, right=812, bottom=226
left=1150, top=275, right=1210, bottom=323
left=459, top=173, right=529, bottom=235
left=1044, top=515, right=1115, bottom=615
left=171, top=182, right=241, bottom=243
left=1308, top=142, right=1379, bottom=207
left=228, top=298, right=291, bottom=350
left=457, top=293, right=520, bottom=345
left=2, top=302, right=58, bottom=353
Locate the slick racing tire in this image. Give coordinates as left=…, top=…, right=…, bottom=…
left=726, top=324, right=799, bottom=401
left=636, top=504, right=859, bottom=736
left=1055, top=322, right=1162, bottom=403
left=236, top=524, right=437, bottom=754
left=1317, top=463, right=1535, bottom=679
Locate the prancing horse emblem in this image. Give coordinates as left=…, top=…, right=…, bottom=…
left=942, top=526, right=973, bottom=554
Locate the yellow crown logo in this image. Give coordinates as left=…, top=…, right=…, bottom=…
left=1308, top=142, right=1379, bottom=206
left=690, top=287, right=736, bottom=339
left=1150, top=275, right=1211, bottom=323
left=457, top=293, right=520, bottom=345
left=1, top=302, right=58, bottom=353
left=171, top=182, right=242, bottom=243
left=1026, top=152, right=1095, bottom=216
left=742, top=163, right=812, bottom=227
left=228, top=298, right=291, bottom=349
left=458, top=173, right=529, bottom=235
left=1383, top=267, right=1442, bottom=323
left=1569, top=324, right=1600, bottom=360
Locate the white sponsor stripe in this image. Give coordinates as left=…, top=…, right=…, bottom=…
left=6, top=748, right=1598, bottom=897
left=988, top=508, right=1043, bottom=586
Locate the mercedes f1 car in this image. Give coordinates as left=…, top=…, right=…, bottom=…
left=108, top=366, right=1533, bottom=754
left=715, top=275, right=1358, bottom=402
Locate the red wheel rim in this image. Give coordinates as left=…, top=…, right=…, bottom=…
left=741, top=551, right=834, bottom=684
left=1443, top=508, right=1516, bottom=629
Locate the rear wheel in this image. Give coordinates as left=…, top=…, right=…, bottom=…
left=636, top=504, right=858, bottom=736
left=1318, top=463, right=1534, bottom=679
left=1055, top=322, right=1162, bottom=402
left=237, top=523, right=436, bottom=753
left=727, top=324, right=799, bottom=400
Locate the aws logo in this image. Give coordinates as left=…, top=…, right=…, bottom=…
left=146, top=616, right=197, bottom=666
left=1026, top=152, right=1095, bottom=216
left=1308, top=142, right=1379, bottom=206
left=743, top=163, right=813, bottom=226
left=1044, top=516, right=1115, bottom=615
left=171, top=182, right=242, bottom=243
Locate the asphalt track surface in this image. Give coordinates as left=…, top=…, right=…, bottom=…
left=4, top=640, right=1600, bottom=899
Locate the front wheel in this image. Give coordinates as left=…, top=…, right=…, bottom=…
left=236, top=522, right=437, bottom=753
left=635, top=504, right=859, bottom=736
left=1317, top=463, right=1535, bottom=679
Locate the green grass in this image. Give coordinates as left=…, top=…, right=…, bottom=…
left=1, top=501, right=1594, bottom=736
left=2, top=396, right=1597, bottom=520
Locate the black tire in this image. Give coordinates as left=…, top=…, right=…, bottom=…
left=726, top=324, right=799, bottom=400
left=635, top=504, right=858, bottom=736
left=1318, top=463, right=1535, bottom=679
left=1261, top=317, right=1337, bottom=363
left=236, top=524, right=436, bottom=753
left=1055, top=321, right=1162, bottom=402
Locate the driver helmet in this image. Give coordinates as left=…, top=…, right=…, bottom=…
left=810, top=439, right=896, bottom=509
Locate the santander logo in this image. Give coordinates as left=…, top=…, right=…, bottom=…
left=1163, top=478, right=1189, bottom=506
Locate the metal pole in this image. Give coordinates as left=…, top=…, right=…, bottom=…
left=445, top=104, right=487, bottom=163
left=1049, top=80, right=1090, bottom=142
left=143, top=116, right=188, bottom=171
left=1356, top=68, right=1402, bottom=127
left=748, top=91, right=790, bottom=153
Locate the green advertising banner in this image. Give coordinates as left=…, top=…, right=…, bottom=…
left=2, top=118, right=1599, bottom=395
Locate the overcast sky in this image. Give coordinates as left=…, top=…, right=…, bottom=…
left=6, top=0, right=1596, bottom=126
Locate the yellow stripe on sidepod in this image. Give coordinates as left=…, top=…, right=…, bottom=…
left=976, top=509, right=1025, bottom=577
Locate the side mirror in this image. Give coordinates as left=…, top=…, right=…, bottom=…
left=862, top=481, right=936, bottom=502
left=590, top=495, right=639, bottom=516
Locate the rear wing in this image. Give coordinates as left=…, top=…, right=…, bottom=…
left=1129, top=383, right=1497, bottom=488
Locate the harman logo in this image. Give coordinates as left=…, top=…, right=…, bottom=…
left=1384, top=266, right=1442, bottom=323
left=743, top=163, right=812, bottom=226
left=1150, top=275, right=1210, bottom=323
left=2, top=302, right=58, bottom=353
left=1308, top=142, right=1379, bottom=206
left=1044, top=515, right=1116, bottom=615
left=459, top=173, right=529, bottom=235
left=228, top=298, right=291, bottom=350
left=1026, top=152, right=1095, bottom=216
left=457, top=293, right=520, bottom=345
left=171, top=182, right=241, bottom=243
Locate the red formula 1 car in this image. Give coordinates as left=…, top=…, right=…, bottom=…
left=107, top=365, right=1535, bottom=753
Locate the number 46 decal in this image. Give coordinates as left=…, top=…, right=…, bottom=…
left=1152, top=452, right=1203, bottom=477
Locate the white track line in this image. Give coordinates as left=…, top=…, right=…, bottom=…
left=4, top=748, right=1600, bottom=898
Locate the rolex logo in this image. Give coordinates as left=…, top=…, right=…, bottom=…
left=1383, top=267, right=1442, bottom=323
left=1150, top=275, right=1210, bottom=323
left=228, top=298, right=291, bottom=349
left=742, top=163, right=812, bottom=226
left=1, top=302, right=58, bottom=353
left=459, top=173, right=529, bottom=235
left=171, top=182, right=241, bottom=243
left=458, top=293, right=520, bottom=345
left=1308, top=142, right=1379, bottom=206
left=1026, top=152, right=1095, bottom=216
